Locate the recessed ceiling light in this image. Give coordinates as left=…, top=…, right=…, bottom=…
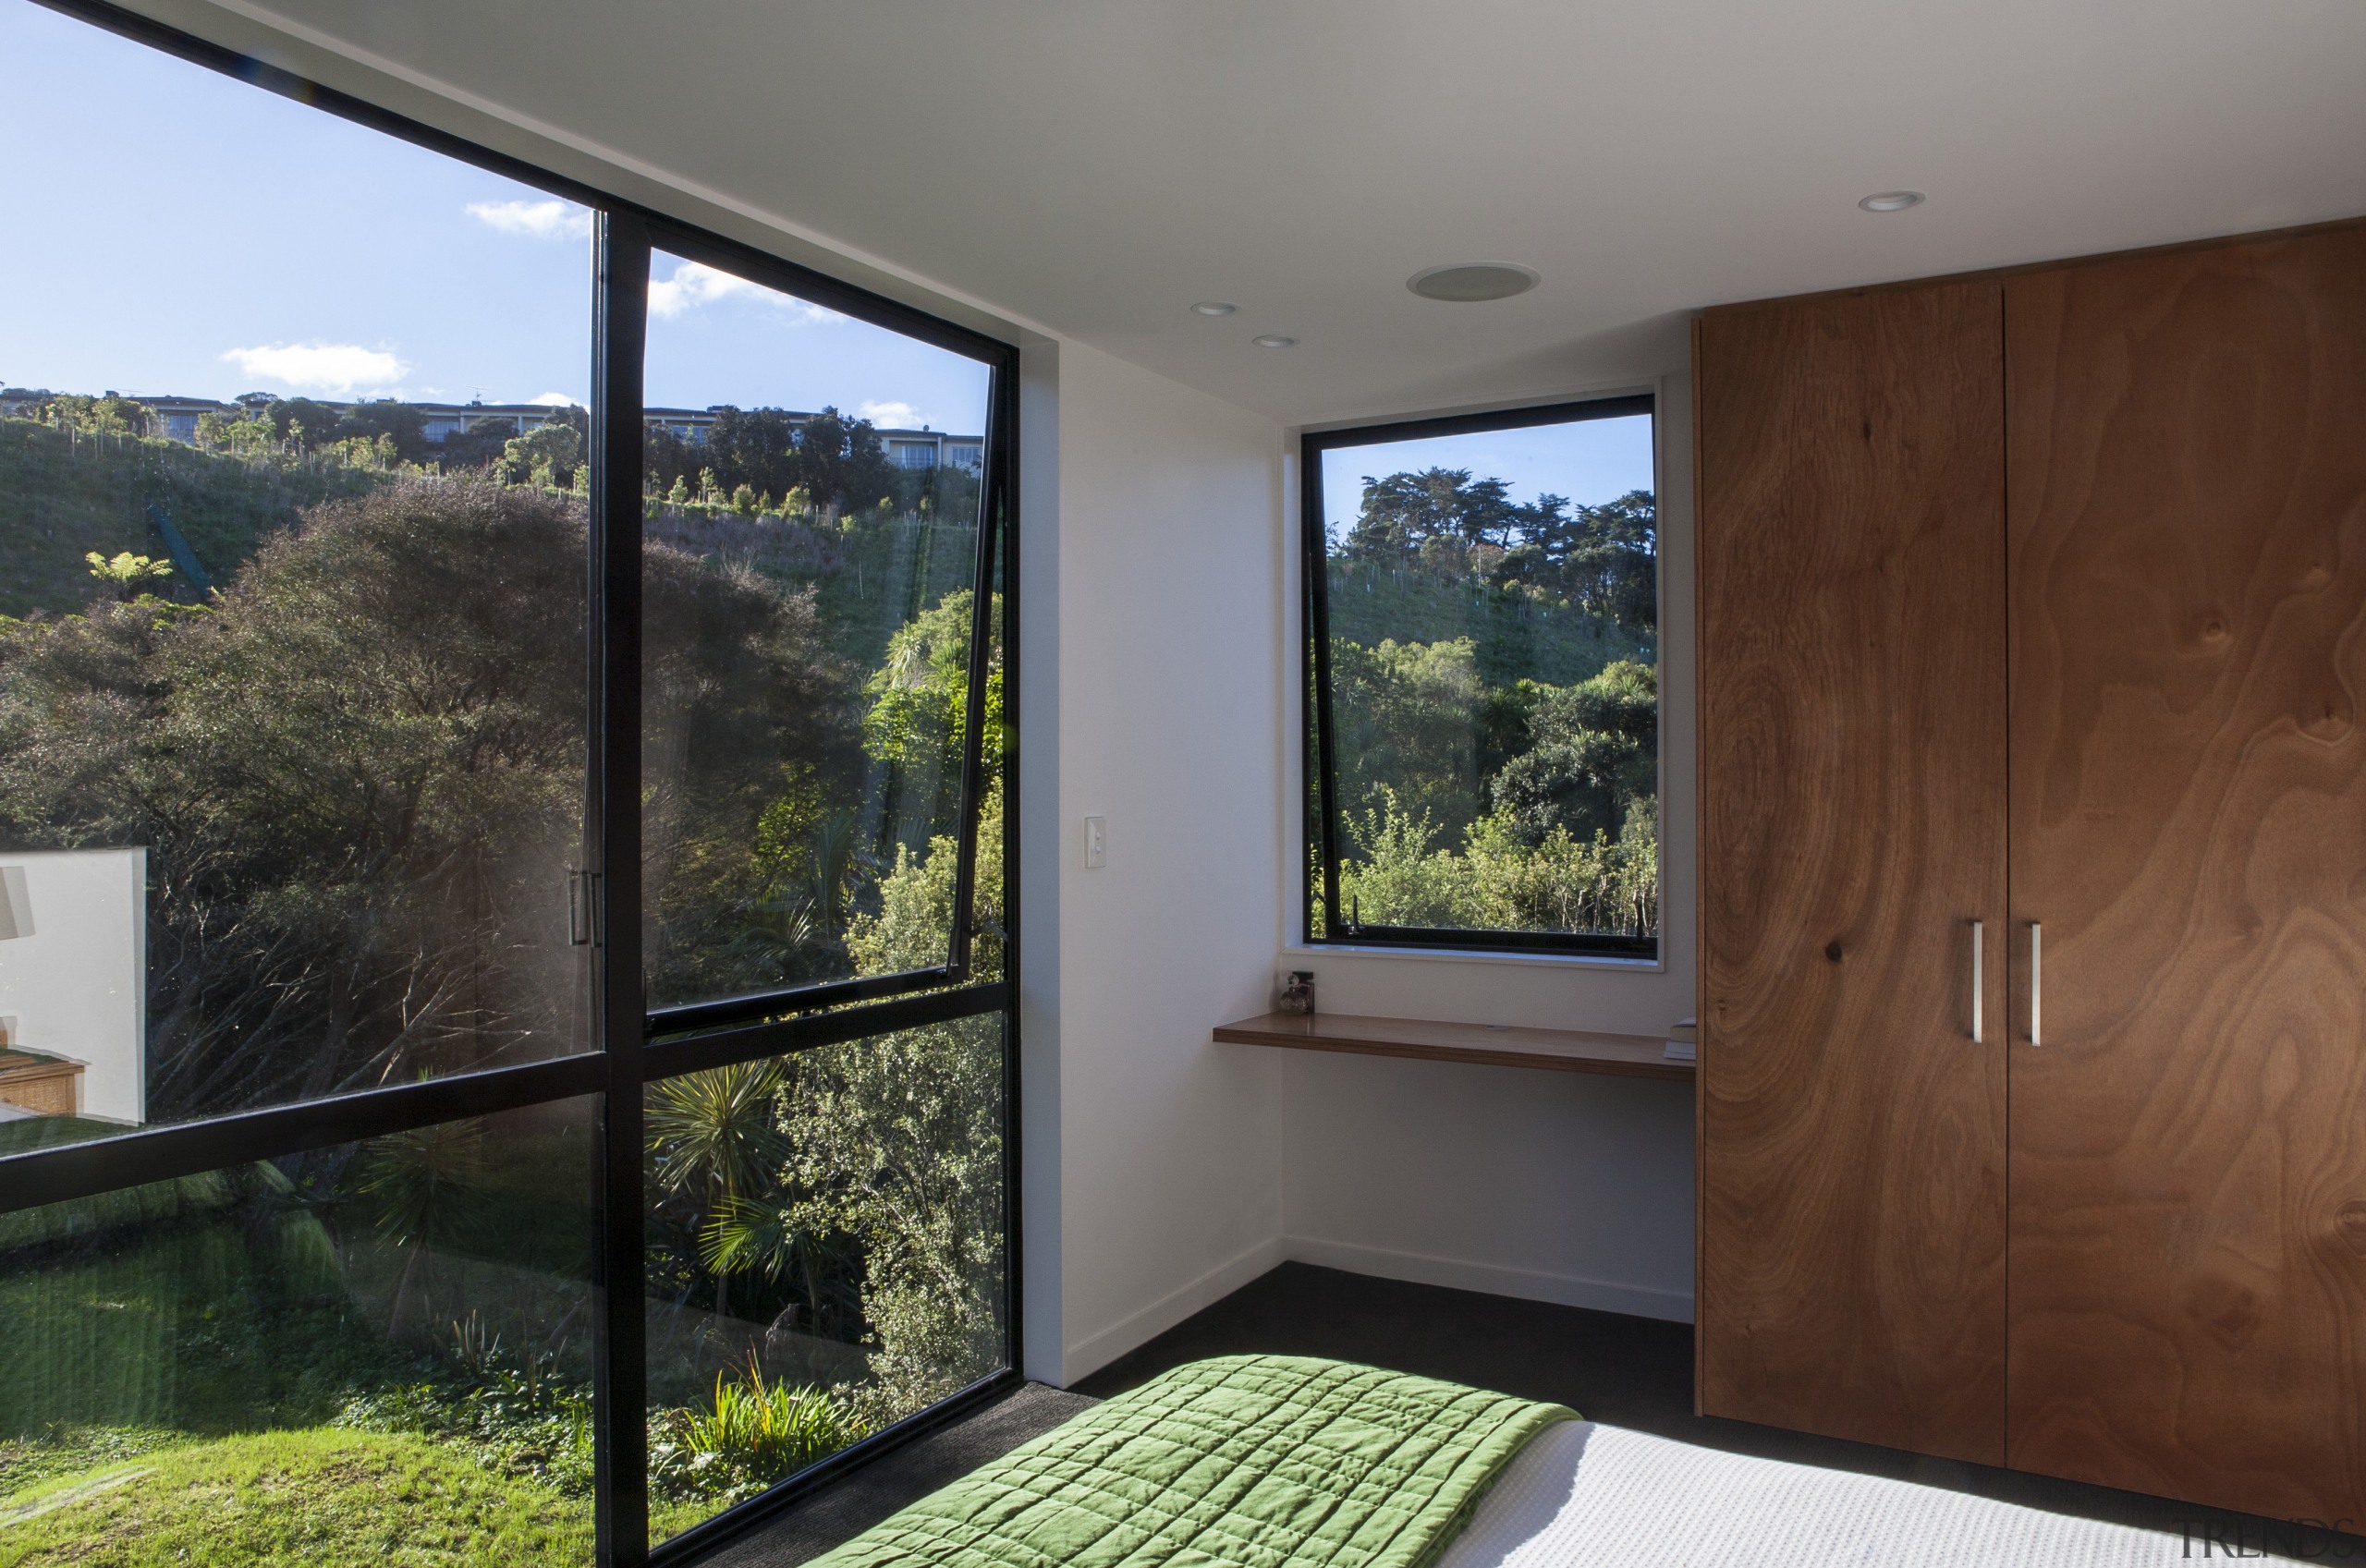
left=1252, top=334, right=1297, bottom=348
left=1191, top=300, right=1238, bottom=316
left=1408, top=263, right=1539, bottom=302
left=1859, top=190, right=1924, bottom=213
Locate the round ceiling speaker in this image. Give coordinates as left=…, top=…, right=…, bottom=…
left=1408, top=263, right=1540, bottom=302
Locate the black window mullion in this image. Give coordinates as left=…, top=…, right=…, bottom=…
left=591, top=208, right=652, bottom=1568
left=641, top=980, right=1009, bottom=1082
left=989, top=352, right=1023, bottom=1388
left=645, top=965, right=958, bottom=1039
left=0, top=1054, right=607, bottom=1215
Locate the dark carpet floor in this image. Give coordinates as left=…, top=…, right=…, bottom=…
left=703, top=1261, right=2348, bottom=1564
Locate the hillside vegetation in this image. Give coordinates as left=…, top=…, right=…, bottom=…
left=0, top=420, right=376, bottom=618
left=1318, top=468, right=1660, bottom=939
left=0, top=447, right=1006, bottom=1550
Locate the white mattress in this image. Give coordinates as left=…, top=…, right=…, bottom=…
left=1433, top=1422, right=2189, bottom=1568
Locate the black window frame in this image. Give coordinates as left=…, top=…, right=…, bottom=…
left=1301, top=394, right=1659, bottom=960
left=0, top=6, right=1025, bottom=1566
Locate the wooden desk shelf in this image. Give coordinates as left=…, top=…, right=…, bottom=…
left=1213, top=1011, right=1692, bottom=1082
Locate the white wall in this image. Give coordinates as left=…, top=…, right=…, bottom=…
left=1265, top=371, right=1700, bottom=1325
left=1020, top=339, right=1292, bottom=1385
left=0, top=848, right=148, bottom=1125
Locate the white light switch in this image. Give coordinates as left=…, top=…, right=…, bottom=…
left=1083, top=816, right=1106, bottom=869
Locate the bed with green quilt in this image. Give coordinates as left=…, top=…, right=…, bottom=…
left=809, top=1355, right=1571, bottom=1568
left=803, top=1352, right=2212, bottom=1568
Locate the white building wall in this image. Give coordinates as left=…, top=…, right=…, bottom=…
left=1029, top=359, right=1699, bottom=1387
left=0, top=847, right=148, bottom=1126
left=1269, top=371, right=1699, bottom=1325
left=1019, top=339, right=1290, bottom=1385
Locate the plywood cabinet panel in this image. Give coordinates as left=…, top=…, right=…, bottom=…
left=1696, top=281, right=2009, bottom=1464
left=2005, top=225, right=2366, bottom=1521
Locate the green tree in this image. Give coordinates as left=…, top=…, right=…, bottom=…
left=1465, top=796, right=1657, bottom=935
left=1491, top=490, right=1657, bottom=633
left=194, top=407, right=281, bottom=458
left=1334, top=787, right=1477, bottom=929
left=84, top=549, right=172, bottom=602
left=433, top=415, right=525, bottom=471
left=1342, top=468, right=1520, bottom=564
left=648, top=1060, right=787, bottom=1324
left=861, top=589, right=1003, bottom=858
left=1328, top=635, right=1483, bottom=840
left=786, top=784, right=1006, bottom=1423
left=335, top=399, right=434, bottom=464
left=640, top=548, right=860, bottom=1008
left=700, top=601, right=1011, bottom=1425
left=790, top=407, right=895, bottom=517
left=1488, top=659, right=1657, bottom=848
left=42, top=393, right=153, bottom=439
left=359, top=1117, right=491, bottom=1340
left=2, top=479, right=848, bottom=1120
left=496, top=421, right=585, bottom=490
left=703, top=407, right=805, bottom=501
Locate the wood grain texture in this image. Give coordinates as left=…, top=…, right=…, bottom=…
left=1213, top=1012, right=1689, bottom=1081
left=1697, top=282, right=2009, bottom=1463
left=0, top=1051, right=82, bottom=1117
left=2006, top=226, right=2366, bottom=1520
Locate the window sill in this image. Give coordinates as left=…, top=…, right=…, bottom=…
left=1283, top=942, right=1665, bottom=974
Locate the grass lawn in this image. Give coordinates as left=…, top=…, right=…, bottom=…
left=0, top=1427, right=711, bottom=1566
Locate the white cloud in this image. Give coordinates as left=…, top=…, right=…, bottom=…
left=466, top=199, right=592, bottom=240
left=221, top=342, right=409, bottom=395
left=858, top=400, right=921, bottom=429
left=647, top=261, right=844, bottom=322
left=529, top=391, right=584, bottom=407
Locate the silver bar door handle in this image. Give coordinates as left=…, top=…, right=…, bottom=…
left=2029, top=922, right=2042, bottom=1047
left=1970, top=919, right=1983, bottom=1043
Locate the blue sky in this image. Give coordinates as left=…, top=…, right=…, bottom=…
left=0, top=1, right=989, bottom=434
left=1319, top=414, right=1655, bottom=543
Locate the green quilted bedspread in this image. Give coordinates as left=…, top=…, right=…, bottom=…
left=807, top=1355, right=1578, bottom=1568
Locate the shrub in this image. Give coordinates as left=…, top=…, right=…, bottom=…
left=649, top=1371, right=864, bottom=1506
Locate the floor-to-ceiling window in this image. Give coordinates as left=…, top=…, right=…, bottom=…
left=0, top=5, right=1018, bottom=1563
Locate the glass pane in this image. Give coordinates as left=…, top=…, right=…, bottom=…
left=0, top=1100, right=599, bottom=1563
left=970, top=527, right=1008, bottom=984
left=644, top=1014, right=1008, bottom=1538
left=640, top=251, right=995, bottom=1011
left=1314, top=411, right=1659, bottom=942
left=0, top=3, right=595, bottom=1150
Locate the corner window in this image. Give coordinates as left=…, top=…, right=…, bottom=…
left=1303, top=397, right=1659, bottom=957
left=0, top=4, right=1017, bottom=1562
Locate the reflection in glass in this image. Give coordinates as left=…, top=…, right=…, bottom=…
left=640, top=252, right=996, bottom=1010
left=0, top=3, right=594, bottom=1148
left=1314, top=412, right=1659, bottom=942
left=0, top=1100, right=599, bottom=1562
left=644, top=1015, right=1007, bottom=1538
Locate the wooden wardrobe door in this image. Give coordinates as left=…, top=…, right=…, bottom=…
left=2006, top=226, right=2366, bottom=1519
left=1697, top=281, right=2009, bottom=1463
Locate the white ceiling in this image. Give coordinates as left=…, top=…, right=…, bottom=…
left=140, top=0, right=2366, bottom=426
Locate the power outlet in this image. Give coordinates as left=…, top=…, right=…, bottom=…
left=1083, top=816, right=1106, bottom=869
